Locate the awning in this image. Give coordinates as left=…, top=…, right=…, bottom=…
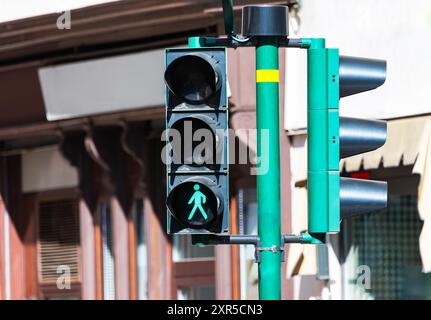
left=343, top=115, right=431, bottom=272
left=412, top=118, right=431, bottom=272
left=287, top=115, right=431, bottom=277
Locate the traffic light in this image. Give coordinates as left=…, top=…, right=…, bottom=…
left=164, top=47, right=229, bottom=234
left=307, top=39, right=387, bottom=234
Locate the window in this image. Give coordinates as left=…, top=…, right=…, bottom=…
left=38, top=199, right=81, bottom=299
left=344, top=194, right=431, bottom=299
left=177, top=286, right=215, bottom=300
left=132, top=199, right=148, bottom=300
left=173, top=235, right=214, bottom=261
left=172, top=235, right=215, bottom=300
left=100, top=201, right=115, bottom=300
left=237, top=188, right=258, bottom=300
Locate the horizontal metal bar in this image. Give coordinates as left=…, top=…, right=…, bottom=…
left=168, top=107, right=228, bottom=112
left=283, top=234, right=304, bottom=243
left=193, top=233, right=308, bottom=246
left=193, top=36, right=307, bottom=49
left=167, top=170, right=228, bottom=175
left=191, top=234, right=259, bottom=246
left=226, top=235, right=259, bottom=245
left=278, top=37, right=303, bottom=48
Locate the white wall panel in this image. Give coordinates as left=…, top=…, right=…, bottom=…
left=22, top=147, right=78, bottom=192
left=39, top=49, right=165, bottom=121
left=285, top=0, right=431, bottom=130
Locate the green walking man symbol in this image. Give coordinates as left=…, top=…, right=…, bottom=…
left=187, top=184, right=208, bottom=221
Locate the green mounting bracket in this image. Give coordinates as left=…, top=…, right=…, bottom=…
left=299, top=232, right=326, bottom=244
left=307, top=38, right=341, bottom=234
left=222, top=0, right=235, bottom=37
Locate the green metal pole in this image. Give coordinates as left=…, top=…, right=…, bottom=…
left=255, top=37, right=281, bottom=300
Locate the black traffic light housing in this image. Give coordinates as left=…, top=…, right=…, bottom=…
left=165, top=48, right=229, bottom=234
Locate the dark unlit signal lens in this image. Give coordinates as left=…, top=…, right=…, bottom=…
left=164, top=55, right=220, bottom=103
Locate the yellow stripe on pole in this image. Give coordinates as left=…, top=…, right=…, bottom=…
left=256, top=69, right=279, bottom=83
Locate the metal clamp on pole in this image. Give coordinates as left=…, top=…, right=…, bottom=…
left=255, top=244, right=285, bottom=264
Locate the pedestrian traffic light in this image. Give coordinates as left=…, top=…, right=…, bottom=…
left=164, top=47, right=229, bottom=234
left=307, top=39, right=387, bottom=234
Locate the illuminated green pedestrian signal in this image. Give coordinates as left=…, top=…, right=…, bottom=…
left=167, top=180, right=222, bottom=229
left=165, top=47, right=229, bottom=234
left=187, top=184, right=207, bottom=221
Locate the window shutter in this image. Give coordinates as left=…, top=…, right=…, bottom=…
left=38, top=200, right=80, bottom=284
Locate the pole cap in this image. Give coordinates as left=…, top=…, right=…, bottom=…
left=242, top=5, right=289, bottom=37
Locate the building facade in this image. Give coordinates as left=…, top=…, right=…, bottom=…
left=0, top=0, right=294, bottom=300
left=284, top=0, right=431, bottom=300
left=0, top=0, right=430, bottom=301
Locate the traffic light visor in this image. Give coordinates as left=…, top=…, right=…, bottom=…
left=340, top=177, right=387, bottom=219
left=340, top=117, right=387, bottom=158
left=165, top=54, right=220, bottom=103
left=339, top=56, right=386, bottom=97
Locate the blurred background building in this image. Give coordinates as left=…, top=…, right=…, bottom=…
left=0, top=0, right=430, bottom=300
left=285, top=0, right=431, bottom=300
